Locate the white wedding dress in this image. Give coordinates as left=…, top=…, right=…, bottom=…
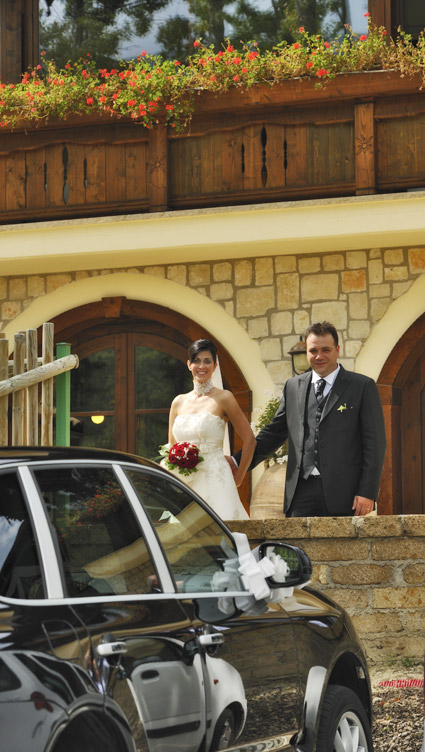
left=172, top=412, right=249, bottom=520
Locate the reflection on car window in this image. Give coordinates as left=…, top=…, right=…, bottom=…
left=125, top=470, right=245, bottom=594
left=34, top=466, right=160, bottom=597
left=0, top=657, right=22, bottom=692
left=0, top=473, right=45, bottom=599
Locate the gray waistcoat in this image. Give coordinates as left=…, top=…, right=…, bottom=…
left=301, top=383, right=325, bottom=479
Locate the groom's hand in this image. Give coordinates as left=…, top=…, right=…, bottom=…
left=352, top=495, right=374, bottom=516
left=225, top=455, right=238, bottom=478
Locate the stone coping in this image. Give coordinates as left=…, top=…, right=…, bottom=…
left=226, top=514, right=425, bottom=539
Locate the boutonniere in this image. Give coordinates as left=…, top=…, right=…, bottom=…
left=337, top=403, right=354, bottom=412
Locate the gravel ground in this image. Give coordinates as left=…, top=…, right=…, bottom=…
left=372, top=667, right=423, bottom=752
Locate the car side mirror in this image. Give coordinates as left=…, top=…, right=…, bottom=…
left=259, top=542, right=312, bottom=589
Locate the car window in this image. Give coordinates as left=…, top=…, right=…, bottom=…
left=0, top=472, right=46, bottom=600
left=33, top=466, right=160, bottom=597
left=125, top=470, right=245, bottom=593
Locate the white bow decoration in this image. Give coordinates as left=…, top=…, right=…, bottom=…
left=213, top=533, right=297, bottom=616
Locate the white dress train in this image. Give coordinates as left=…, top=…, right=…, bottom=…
left=172, top=412, right=249, bottom=520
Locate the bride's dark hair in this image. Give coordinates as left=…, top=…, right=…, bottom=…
left=188, top=339, right=217, bottom=364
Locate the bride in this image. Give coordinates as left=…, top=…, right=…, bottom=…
left=167, top=339, right=256, bottom=520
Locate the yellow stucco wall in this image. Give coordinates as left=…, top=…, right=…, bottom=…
left=1, top=191, right=425, bottom=275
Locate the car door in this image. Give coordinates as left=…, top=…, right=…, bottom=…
left=31, top=460, right=303, bottom=752
left=0, top=467, right=112, bottom=752
left=123, top=465, right=303, bottom=752
left=31, top=460, right=204, bottom=752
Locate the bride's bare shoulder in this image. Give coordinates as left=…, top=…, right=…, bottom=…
left=172, top=391, right=193, bottom=408
left=214, top=388, right=236, bottom=409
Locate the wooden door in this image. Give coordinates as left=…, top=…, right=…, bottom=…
left=69, top=332, right=192, bottom=458
left=401, top=351, right=425, bottom=514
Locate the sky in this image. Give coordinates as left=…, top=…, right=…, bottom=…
left=40, top=0, right=369, bottom=60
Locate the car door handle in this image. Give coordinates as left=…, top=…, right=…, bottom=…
left=97, top=641, right=128, bottom=657
left=141, top=669, right=159, bottom=680
left=198, top=633, right=224, bottom=647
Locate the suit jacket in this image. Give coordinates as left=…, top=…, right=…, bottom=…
left=250, top=366, right=386, bottom=515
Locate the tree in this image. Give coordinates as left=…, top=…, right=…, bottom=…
left=156, top=0, right=351, bottom=57
left=40, top=0, right=351, bottom=67
left=228, top=0, right=299, bottom=48
left=228, top=0, right=349, bottom=49
left=40, top=0, right=169, bottom=67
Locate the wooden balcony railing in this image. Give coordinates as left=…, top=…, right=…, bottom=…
left=0, top=70, right=424, bottom=224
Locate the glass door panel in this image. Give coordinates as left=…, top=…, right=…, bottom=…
left=136, top=414, right=169, bottom=460
left=135, top=346, right=191, bottom=409
left=134, top=345, right=192, bottom=460
left=71, top=348, right=115, bottom=411
left=70, top=415, right=116, bottom=449
left=70, top=337, right=192, bottom=458
left=70, top=346, right=116, bottom=449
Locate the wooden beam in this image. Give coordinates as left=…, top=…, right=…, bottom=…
left=12, top=333, right=25, bottom=444
left=0, top=339, right=8, bottom=446
left=355, top=101, right=376, bottom=195
left=41, top=321, right=54, bottom=445
left=369, top=0, right=391, bottom=35
left=0, top=353, right=78, bottom=399
left=148, top=125, right=169, bottom=211
left=26, top=328, right=38, bottom=445
left=0, top=0, right=39, bottom=83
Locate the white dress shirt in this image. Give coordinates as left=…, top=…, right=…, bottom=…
left=311, top=364, right=340, bottom=398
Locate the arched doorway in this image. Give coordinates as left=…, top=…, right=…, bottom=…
left=50, top=296, right=252, bottom=508
left=378, top=312, right=425, bottom=514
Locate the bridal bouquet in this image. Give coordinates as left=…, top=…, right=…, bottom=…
left=159, top=442, right=204, bottom=477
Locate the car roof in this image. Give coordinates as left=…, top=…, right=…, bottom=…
left=0, top=446, right=161, bottom=470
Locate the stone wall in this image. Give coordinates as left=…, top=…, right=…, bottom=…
left=2, top=243, right=425, bottom=388
left=228, top=516, right=425, bottom=667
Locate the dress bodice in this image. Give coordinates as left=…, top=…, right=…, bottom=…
left=173, top=412, right=225, bottom=453
left=171, top=412, right=249, bottom=520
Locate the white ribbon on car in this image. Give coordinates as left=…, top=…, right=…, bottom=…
left=213, top=532, right=295, bottom=616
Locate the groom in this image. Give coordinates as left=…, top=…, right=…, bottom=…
left=236, top=321, right=386, bottom=517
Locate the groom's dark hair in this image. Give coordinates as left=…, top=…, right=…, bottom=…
left=188, top=339, right=218, bottom=363
left=305, top=321, right=339, bottom=346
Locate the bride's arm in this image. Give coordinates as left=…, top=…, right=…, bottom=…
left=221, top=392, right=256, bottom=487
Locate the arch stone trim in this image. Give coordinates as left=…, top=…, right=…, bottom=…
left=3, top=272, right=273, bottom=405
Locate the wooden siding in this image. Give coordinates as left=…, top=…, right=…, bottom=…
left=0, top=71, right=424, bottom=223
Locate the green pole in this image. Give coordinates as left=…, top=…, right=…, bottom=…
left=55, top=342, right=71, bottom=446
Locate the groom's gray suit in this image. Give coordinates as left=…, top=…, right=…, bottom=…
left=250, top=366, right=386, bottom=516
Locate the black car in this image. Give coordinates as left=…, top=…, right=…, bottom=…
left=0, top=447, right=372, bottom=752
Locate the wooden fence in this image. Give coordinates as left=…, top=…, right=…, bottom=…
left=0, top=323, right=79, bottom=446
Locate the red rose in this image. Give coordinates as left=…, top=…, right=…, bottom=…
left=169, top=442, right=200, bottom=469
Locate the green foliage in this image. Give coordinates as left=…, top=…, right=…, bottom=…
left=254, top=395, right=282, bottom=433
left=1, top=18, right=425, bottom=131
left=253, top=394, right=287, bottom=466
left=401, top=656, right=416, bottom=669
left=385, top=653, right=419, bottom=670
